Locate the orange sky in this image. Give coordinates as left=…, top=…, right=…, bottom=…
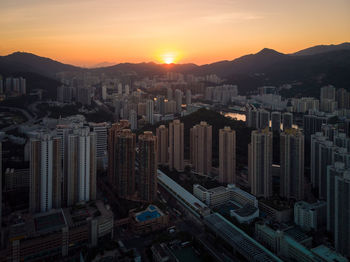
left=1, top=0, right=349, bottom=67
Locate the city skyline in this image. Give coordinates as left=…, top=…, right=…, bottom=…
left=1, top=0, right=349, bottom=66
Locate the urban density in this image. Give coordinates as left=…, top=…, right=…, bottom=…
left=0, top=1, right=350, bottom=262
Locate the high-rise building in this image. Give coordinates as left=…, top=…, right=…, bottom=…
left=165, top=100, right=177, bottom=114
left=146, top=99, right=154, bottom=124
left=174, top=89, right=183, bottom=113
left=249, top=129, right=273, bottom=198
left=0, top=132, right=4, bottom=228
left=29, top=132, right=62, bottom=213
left=115, top=129, right=136, bottom=199
left=157, top=95, right=165, bottom=115
left=327, top=162, right=350, bottom=257
left=186, top=89, right=191, bottom=105
left=321, top=85, right=336, bottom=101
left=320, top=85, right=337, bottom=112
left=311, top=133, right=336, bottom=199
left=219, top=127, right=236, bottom=184
left=108, top=120, right=130, bottom=187
left=190, top=121, right=212, bottom=176
left=271, top=111, right=281, bottom=133
left=167, top=87, right=173, bottom=101
left=118, top=83, right=123, bottom=95
left=66, top=127, right=96, bottom=205
left=76, top=87, right=91, bottom=106
left=169, top=120, right=184, bottom=172
left=280, top=129, right=304, bottom=200
left=246, top=108, right=259, bottom=129
left=282, top=112, right=293, bottom=131
left=90, top=122, right=108, bottom=170
left=259, top=110, right=270, bottom=129
left=294, top=201, right=326, bottom=231
left=138, top=131, right=158, bottom=202
left=129, top=109, right=138, bottom=131
left=156, top=125, right=168, bottom=166
left=57, top=85, right=73, bottom=103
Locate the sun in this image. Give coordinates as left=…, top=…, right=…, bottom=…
left=161, top=53, right=176, bottom=64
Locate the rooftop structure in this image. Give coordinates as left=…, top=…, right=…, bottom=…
left=157, top=170, right=210, bottom=218
left=204, top=213, right=283, bottom=262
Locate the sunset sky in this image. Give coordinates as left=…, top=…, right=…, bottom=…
left=1, top=0, right=349, bottom=67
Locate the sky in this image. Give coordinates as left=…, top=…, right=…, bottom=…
left=0, top=0, right=349, bottom=67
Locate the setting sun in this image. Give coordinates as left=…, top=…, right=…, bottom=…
left=161, top=53, right=176, bottom=64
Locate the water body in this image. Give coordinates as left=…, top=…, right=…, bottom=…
left=223, top=112, right=246, bottom=121
left=223, top=111, right=298, bottom=129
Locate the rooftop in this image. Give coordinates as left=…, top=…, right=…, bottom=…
left=204, top=213, right=283, bottom=262
left=311, top=245, right=348, bottom=262
left=158, top=170, right=208, bottom=211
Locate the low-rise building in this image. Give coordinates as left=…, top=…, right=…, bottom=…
left=0, top=201, right=113, bottom=262
left=130, top=205, right=169, bottom=234
left=294, top=201, right=326, bottom=231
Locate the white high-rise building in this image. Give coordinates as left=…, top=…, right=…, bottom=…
left=29, top=132, right=62, bottom=213
left=67, top=127, right=96, bottom=204
left=90, top=122, right=108, bottom=170
left=146, top=99, right=154, bottom=125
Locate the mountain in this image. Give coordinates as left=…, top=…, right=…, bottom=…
left=0, top=52, right=81, bottom=77
left=1, top=43, right=350, bottom=97
left=91, top=62, right=198, bottom=77
left=292, top=42, right=350, bottom=56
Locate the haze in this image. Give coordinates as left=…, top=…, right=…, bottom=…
left=1, top=0, right=349, bottom=67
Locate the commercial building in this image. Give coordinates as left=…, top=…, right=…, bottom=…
left=280, top=129, right=304, bottom=200
left=190, top=121, right=212, bottom=176
left=29, top=132, right=62, bottom=213
left=219, top=127, right=236, bottom=184
left=168, top=120, right=184, bottom=172
left=294, top=201, right=326, bottom=231
left=138, top=131, right=158, bottom=202
left=249, top=129, right=273, bottom=198
left=193, top=184, right=258, bottom=208
left=156, top=125, right=169, bottom=166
